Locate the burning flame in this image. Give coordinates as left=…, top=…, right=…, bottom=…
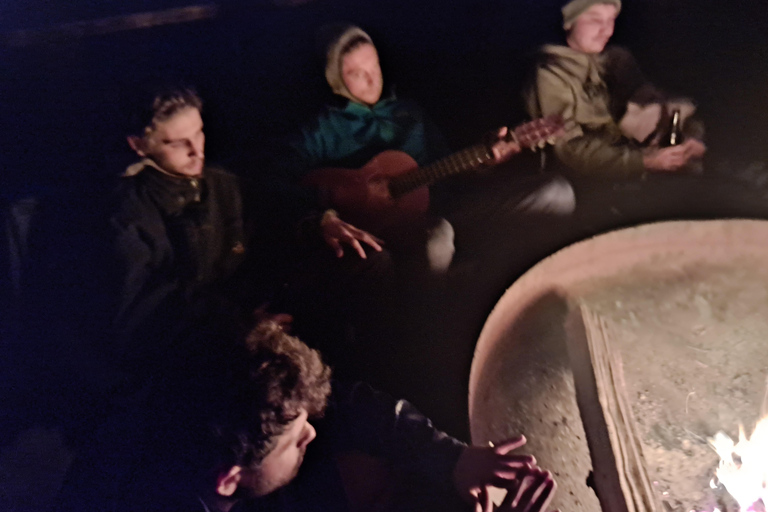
left=710, top=417, right=768, bottom=511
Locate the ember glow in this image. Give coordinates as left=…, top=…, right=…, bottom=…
left=709, top=418, right=768, bottom=511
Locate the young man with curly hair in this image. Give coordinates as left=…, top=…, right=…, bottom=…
left=197, top=322, right=332, bottom=509
left=190, top=323, right=557, bottom=512
left=56, top=320, right=556, bottom=512
left=281, top=25, right=570, bottom=275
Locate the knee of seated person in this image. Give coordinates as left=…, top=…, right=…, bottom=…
left=425, top=218, right=455, bottom=273
left=537, top=176, right=577, bottom=215
left=351, top=245, right=395, bottom=276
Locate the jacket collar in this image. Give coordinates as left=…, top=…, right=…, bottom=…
left=123, top=158, right=204, bottom=180
left=542, top=44, right=604, bottom=85
left=124, top=158, right=167, bottom=177
left=131, top=164, right=206, bottom=215
left=330, top=91, right=398, bottom=115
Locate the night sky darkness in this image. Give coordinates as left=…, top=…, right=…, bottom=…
left=2, top=0, right=767, bottom=197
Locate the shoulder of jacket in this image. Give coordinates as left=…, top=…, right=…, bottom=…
left=204, top=167, right=243, bottom=202
left=301, top=103, right=351, bottom=135
left=115, top=173, right=148, bottom=203
left=536, top=59, right=572, bottom=85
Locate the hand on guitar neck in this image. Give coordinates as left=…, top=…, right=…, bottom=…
left=491, top=126, right=523, bottom=164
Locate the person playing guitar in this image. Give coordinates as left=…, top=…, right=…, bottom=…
left=272, top=23, right=576, bottom=396
left=282, top=24, right=525, bottom=273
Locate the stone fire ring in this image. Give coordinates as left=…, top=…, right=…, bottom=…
left=468, top=219, right=768, bottom=512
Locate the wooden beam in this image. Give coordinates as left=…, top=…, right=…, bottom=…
left=3, top=4, right=219, bottom=48
left=565, top=303, right=660, bottom=512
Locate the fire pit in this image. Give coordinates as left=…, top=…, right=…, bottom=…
left=468, top=220, right=768, bottom=512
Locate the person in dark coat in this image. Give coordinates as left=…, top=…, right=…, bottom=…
left=102, top=322, right=558, bottom=512
left=280, top=24, right=529, bottom=274
left=110, top=86, right=285, bottom=382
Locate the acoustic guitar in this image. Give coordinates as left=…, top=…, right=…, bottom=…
left=302, top=115, right=564, bottom=232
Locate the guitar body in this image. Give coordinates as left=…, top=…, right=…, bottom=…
left=303, top=150, right=430, bottom=232
left=301, top=115, right=565, bottom=233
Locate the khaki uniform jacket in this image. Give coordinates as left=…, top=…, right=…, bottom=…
left=527, top=44, right=645, bottom=177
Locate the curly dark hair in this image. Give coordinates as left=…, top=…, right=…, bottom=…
left=206, top=321, right=332, bottom=472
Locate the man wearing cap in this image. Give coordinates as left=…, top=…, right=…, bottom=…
left=526, top=0, right=706, bottom=177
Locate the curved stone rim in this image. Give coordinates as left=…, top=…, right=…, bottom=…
left=468, top=218, right=768, bottom=442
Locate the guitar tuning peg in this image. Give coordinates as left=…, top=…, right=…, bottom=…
left=547, top=137, right=556, bottom=145
left=538, top=140, right=547, bottom=149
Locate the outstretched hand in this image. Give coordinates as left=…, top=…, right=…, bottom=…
left=320, top=210, right=383, bottom=259
left=453, top=436, right=537, bottom=503
left=491, top=127, right=523, bottom=163
left=474, top=468, right=558, bottom=512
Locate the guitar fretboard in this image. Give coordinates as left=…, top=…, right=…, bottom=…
left=386, top=115, right=563, bottom=199
left=388, top=144, right=494, bottom=199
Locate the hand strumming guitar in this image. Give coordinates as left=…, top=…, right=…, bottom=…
left=491, top=127, right=523, bottom=164
left=320, top=209, right=384, bottom=259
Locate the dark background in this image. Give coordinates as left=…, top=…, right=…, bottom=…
left=3, top=0, right=767, bottom=196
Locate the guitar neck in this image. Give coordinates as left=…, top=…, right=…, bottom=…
left=387, top=115, right=564, bottom=199
left=388, top=144, right=494, bottom=199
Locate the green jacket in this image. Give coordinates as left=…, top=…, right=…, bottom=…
left=274, top=95, right=448, bottom=227
left=292, top=96, right=447, bottom=173
left=527, top=44, right=645, bottom=177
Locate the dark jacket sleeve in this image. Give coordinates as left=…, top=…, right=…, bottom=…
left=111, top=185, right=178, bottom=334
left=110, top=192, right=189, bottom=374
left=324, top=382, right=467, bottom=492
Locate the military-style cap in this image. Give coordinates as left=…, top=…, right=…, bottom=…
left=562, top=0, right=621, bottom=30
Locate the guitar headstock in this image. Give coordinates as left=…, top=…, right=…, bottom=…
left=513, top=115, right=568, bottom=151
